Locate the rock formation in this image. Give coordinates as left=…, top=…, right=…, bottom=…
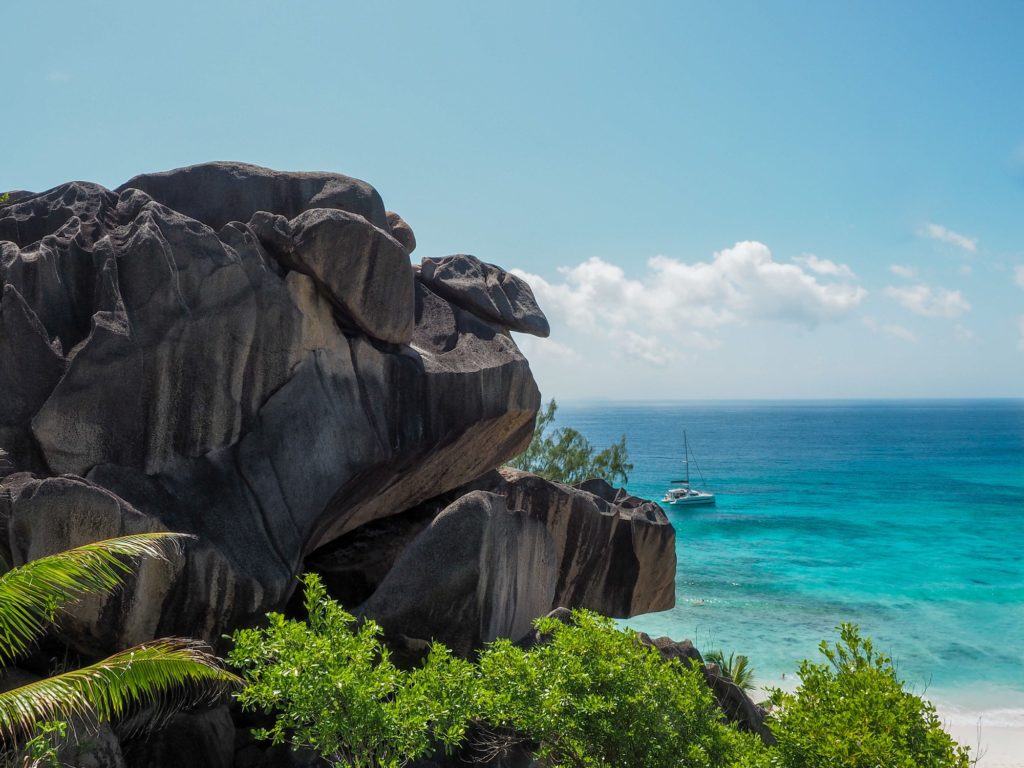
left=0, top=162, right=754, bottom=768
left=0, top=163, right=546, bottom=652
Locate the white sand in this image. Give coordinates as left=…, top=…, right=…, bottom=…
left=943, top=714, right=1024, bottom=767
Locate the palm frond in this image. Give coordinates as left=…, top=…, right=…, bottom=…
left=0, top=533, right=191, bottom=664
left=0, top=639, right=241, bottom=742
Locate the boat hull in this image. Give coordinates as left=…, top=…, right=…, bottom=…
left=662, top=492, right=716, bottom=506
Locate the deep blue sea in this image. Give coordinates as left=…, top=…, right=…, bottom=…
left=558, top=400, right=1024, bottom=722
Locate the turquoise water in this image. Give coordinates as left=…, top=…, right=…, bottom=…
left=558, top=400, right=1024, bottom=719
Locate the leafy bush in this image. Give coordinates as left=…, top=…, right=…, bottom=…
left=475, top=610, right=750, bottom=768
left=509, top=399, right=632, bottom=486
left=765, top=624, right=971, bottom=768
left=228, top=574, right=478, bottom=768
left=229, top=578, right=971, bottom=768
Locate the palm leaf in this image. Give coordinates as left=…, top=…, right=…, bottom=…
left=0, top=533, right=190, bottom=664
left=0, top=639, right=241, bottom=742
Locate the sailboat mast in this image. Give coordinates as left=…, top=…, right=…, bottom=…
left=684, top=430, right=690, bottom=485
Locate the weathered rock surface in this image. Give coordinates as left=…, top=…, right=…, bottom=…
left=361, top=491, right=559, bottom=654
left=359, top=471, right=675, bottom=654
left=0, top=161, right=699, bottom=767
left=116, top=161, right=390, bottom=233
left=419, top=255, right=550, bottom=337
left=0, top=162, right=543, bottom=650
left=122, top=706, right=235, bottom=768
left=250, top=208, right=414, bottom=344
left=386, top=210, right=417, bottom=254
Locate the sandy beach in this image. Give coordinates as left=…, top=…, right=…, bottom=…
left=943, top=711, right=1024, bottom=767
left=945, top=722, right=1023, bottom=767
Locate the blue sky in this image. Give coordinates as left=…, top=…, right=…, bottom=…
left=5, top=1, right=1023, bottom=399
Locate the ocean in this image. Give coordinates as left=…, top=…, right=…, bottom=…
left=556, top=399, right=1024, bottom=725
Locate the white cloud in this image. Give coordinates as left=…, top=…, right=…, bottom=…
left=862, top=316, right=917, bottom=343
left=919, top=222, right=977, bottom=253
left=45, top=71, right=72, bottom=83
left=889, top=264, right=917, bottom=279
left=884, top=283, right=971, bottom=319
left=958, top=264, right=973, bottom=276
left=1015, top=265, right=1024, bottom=289
left=793, top=254, right=856, bottom=280
left=514, top=241, right=866, bottom=364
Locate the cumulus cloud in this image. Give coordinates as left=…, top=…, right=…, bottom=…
left=1015, top=265, right=1024, bottom=289
left=793, top=254, right=856, bottom=280
left=513, top=241, right=866, bottom=364
left=862, top=316, right=917, bottom=343
left=889, top=264, right=917, bottom=279
left=884, top=283, right=970, bottom=319
left=919, top=222, right=977, bottom=253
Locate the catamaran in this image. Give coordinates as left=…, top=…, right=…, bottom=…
left=662, top=431, right=716, bottom=506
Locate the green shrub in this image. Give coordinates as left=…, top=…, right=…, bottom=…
left=475, top=610, right=750, bottom=768
left=228, top=578, right=970, bottom=768
left=509, top=399, right=632, bottom=486
left=228, top=574, right=477, bottom=768
left=765, top=623, right=970, bottom=768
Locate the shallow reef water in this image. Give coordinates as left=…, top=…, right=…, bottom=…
left=560, top=399, right=1024, bottom=721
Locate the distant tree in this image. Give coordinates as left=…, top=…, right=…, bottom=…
left=0, top=193, right=9, bottom=207
left=705, top=650, right=755, bottom=693
left=0, top=534, right=239, bottom=760
left=509, top=400, right=632, bottom=486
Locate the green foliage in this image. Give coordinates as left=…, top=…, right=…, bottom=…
left=705, top=650, right=756, bottom=692
left=229, top=580, right=971, bottom=768
left=0, top=193, right=8, bottom=207
left=229, top=573, right=477, bottom=768
left=5, top=721, right=64, bottom=768
left=475, top=610, right=746, bottom=768
left=509, top=400, right=633, bottom=486
left=0, top=533, right=240, bottom=745
left=765, top=623, right=971, bottom=768
left=0, top=533, right=187, bottom=664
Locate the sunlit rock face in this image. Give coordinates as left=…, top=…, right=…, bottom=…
left=358, top=472, right=676, bottom=655
left=0, top=162, right=544, bottom=650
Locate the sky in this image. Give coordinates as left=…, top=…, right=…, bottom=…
left=5, top=1, right=1024, bottom=400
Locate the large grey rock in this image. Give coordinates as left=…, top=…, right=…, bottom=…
left=116, top=161, right=389, bottom=232
left=361, top=491, right=559, bottom=655
left=475, top=469, right=676, bottom=617
left=360, top=472, right=675, bottom=655
left=419, top=255, right=550, bottom=337
left=250, top=207, right=414, bottom=344
left=386, top=210, right=416, bottom=254
left=122, top=705, right=235, bottom=768
left=0, top=285, right=66, bottom=473
left=0, top=166, right=541, bottom=650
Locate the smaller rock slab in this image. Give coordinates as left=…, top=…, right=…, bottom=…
left=419, top=255, right=549, bottom=337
